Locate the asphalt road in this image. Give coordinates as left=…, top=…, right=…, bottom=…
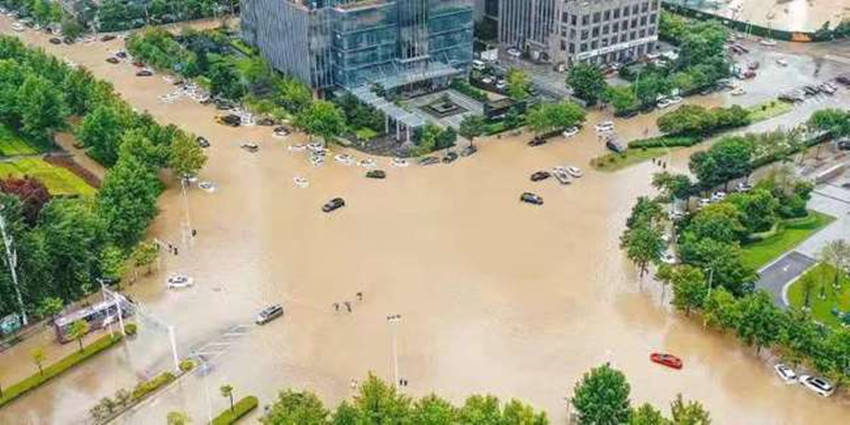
left=755, top=251, right=817, bottom=307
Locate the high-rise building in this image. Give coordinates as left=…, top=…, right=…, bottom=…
left=242, top=0, right=474, bottom=92
left=497, top=0, right=556, bottom=55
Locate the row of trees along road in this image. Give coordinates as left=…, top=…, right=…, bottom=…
left=0, top=35, right=206, bottom=324
left=239, top=371, right=710, bottom=425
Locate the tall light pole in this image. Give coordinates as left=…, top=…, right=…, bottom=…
left=386, top=314, right=402, bottom=389
left=0, top=204, right=27, bottom=326
left=180, top=176, right=193, bottom=248
left=703, top=267, right=714, bottom=328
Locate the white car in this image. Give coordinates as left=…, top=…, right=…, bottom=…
left=307, top=141, right=324, bottom=152
left=657, top=98, right=673, bottom=109
left=710, top=191, right=726, bottom=202
left=760, top=39, right=777, bottom=46
left=495, top=79, right=507, bottom=90
left=11, top=23, right=24, bottom=32
left=166, top=274, right=194, bottom=289
left=698, top=198, right=712, bottom=208
left=481, top=76, right=494, bottom=85
left=566, top=166, right=583, bottom=178
left=668, top=95, right=683, bottom=104
left=359, top=158, right=376, bottom=168
left=309, top=155, right=324, bottom=167
left=507, top=48, right=521, bottom=58
left=472, top=59, right=485, bottom=71
left=776, top=58, right=788, bottom=67
left=669, top=210, right=685, bottom=221
left=334, top=153, right=355, bottom=165
left=293, top=176, right=308, bottom=188
left=562, top=126, right=579, bottom=138
left=198, top=181, right=216, bottom=193
left=288, top=144, right=306, bottom=152
left=736, top=182, right=753, bottom=192
left=660, top=252, right=677, bottom=265
left=391, top=157, right=409, bottom=167
left=595, top=121, right=615, bottom=133
left=552, top=168, right=571, bottom=185
left=773, top=364, right=796, bottom=383
left=798, top=375, right=835, bottom=397
left=731, top=88, right=746, bottom=96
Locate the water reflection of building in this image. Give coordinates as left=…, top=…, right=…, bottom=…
left=487, top=0, right=660, bottom=66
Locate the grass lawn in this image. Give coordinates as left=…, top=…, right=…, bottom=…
left=355, top=127, right=378, bottom=141
left=0, top=126, right=40, bottom=156
left=0, top=158, right=96, bottom=196
left=787, top=263, right=850, bottom=329
left=747, top=100, right=793, bottom=123
left=740, top=211, right=835, bottom=270
left=590, top=147, right=669, bottom=172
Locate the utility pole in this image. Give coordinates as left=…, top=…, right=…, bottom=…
left=99, top=280, right=126, bottom=337
left=0, top=205, right=27, bottom=326
left=180, top=176, right=192, bottom=248
left=703, top=267, right=714, bottom=328
left=386, top=314, right=402, bottom=389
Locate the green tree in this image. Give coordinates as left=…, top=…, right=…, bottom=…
left=36, top=296, right=63, bottom=321
left=261, top=390, right=329, bottom=425
left=220, top=384, right=235, bottom=412
left=16, top=74, right=68, bottom=143
left=458, top=114, right=487, bottom=145
left=604, top=85, right=637, bottom=113
left=572, top=364, right=631, bottom=425
left=295, top=100, right=346, bottom=145
left=100, top=245, right=127, bottom=283
left=352, top=373, right=411, bottom=424
left=678, top=236, right=754, bottom=296
left=502, top=399, right=547, bottom=425
left=659, top=265, right=708, bottom=316
left=276, top=77, right=313, bottom=114
left=208, top=61, right=244, bottom=100
left=735, top=291, right=783, bottom=354
left=819, top=239, right=850, bottom=289
left=97, top=155, right=161, bottom=248
left=621, top=224, right=665, bottom=278
left=31, top=347, right=46, bottom=376
left=169, top=132, right=207, bottom=178
left=567, top=63, right=607, bottom=105
left=630, top=403, right=670, bottom=425
left=625, top=197, right=665, bottom=230
left=166, top=411, right=191, bottom=425
left=807, top=108, right=850, bottom=138
left=669, top=394, right=710, bottom=425
left=118, top=129, right=170, bottom=169
left=132, top=241, right=159, bottom=276
left=686, top=203, right=746, bottom=244
left=506, top=68, right=531, bottom=100
left=689, top=137, right=754, bottom=191
left=726, top=189, right=779, bottom=234
left=77, top=104, right=128, bottom=166
left=68, top=319, right=90, bottom=352
left=526, top=101, right=584, bottom=135
left=412, top=394, right=457, bottom=425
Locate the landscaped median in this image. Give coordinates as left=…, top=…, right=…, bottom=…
left=740, top=211, right=835, bottom=270
left=787, top=263, right=850, bottom=329
left=211, top=396, right=259, bottom=425
left=590, top=135, right=698, bottom=172
left=0, top=333, right=124, bottom=408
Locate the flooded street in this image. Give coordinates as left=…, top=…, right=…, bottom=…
left=1, top=19, right=850, bottom=425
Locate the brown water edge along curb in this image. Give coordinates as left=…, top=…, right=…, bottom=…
left=0, top=333, right=124, bottom=409
left=44, top=153, right=102, bottom=188
left=211, top=396, right=259, bottom=425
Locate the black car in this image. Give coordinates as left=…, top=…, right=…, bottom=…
left=62, top=36, right=75, bottom=45
left=520, top=192, right=543, bottom=205
left=460, top=145, right=478, bottom=157
left=196, top=136, right=210, bottom=148
left=530, top=171, right=551, bottom=182
left=418, top=156, right=440, bottom=166
left=100, top=34, right=116, bottom=42
left=606, top=139, right=626, bottom=153
left=217, top=114, right=241, bottom=127
left=135, top=70, right=153, bottom=77
left=115, top=51, right=128, bottom=59
left=527, top=136, right=546, bottom=147
left=255, top=304, right=284, bottom=325
left=240, top=142, right=259, bottom=153
left=48, top=37, right=61, bottom=45
left=366, top=170, right=386, bottom=179
left=106, top=57, right=119, bottom=64
left=442, top=151, right=458, bottom=163
left=256, top=117, right=275, bottom=126
left=838, top=139, right=850, bottom=150
left=322, top=197, right=345, bottom=213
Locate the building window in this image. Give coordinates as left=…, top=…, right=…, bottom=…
left=581, top=30, right=588, bottom=40
left=642, top=2, right=648, bottom=12
left=652, top=0, right=659, bottom=10
left=591, top=40, right=598, bottom=49
left=640, top=16, right=646, bottom=26
left=632, top=18, right=638, bottom=28
left=613, top=8, right=620, bottom=18
left=561, top=28, right=567, bottom=37
left=604, top=10, right=610, bottom=21
left=630, top=31, right=636, bottom=40
left=569, top=29, right=576, bottom=39
left=562, top=12, right=569, bottom=23
left=592, top=26, right=599, bottom=37
left=650, top=14, right=657, bottom=24
left=561, top=40, right=566, bottom=51
left=649, top=27, right=656, bottom=35
left=572, top=14, right=577, bottom=25
left=602, top=24, right=609, bottom=35
left=582, top=14, right=589, bottom=25
left=620, top=34, right=627, bottom=42
left=580, top=43, right=587, bottom=52
left=623, top=6, right=629, bottom=16
left=612, top=22, right=619, bottom=32
left=569, top=43, right=575, bottom=53
left=602, top=38, right=609, bottom=47
left=640, top=29, right=646, bottom=38
left=593, top=12, right=600, bottom=23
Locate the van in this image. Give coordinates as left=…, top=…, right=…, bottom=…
left=472, top=60, right=485, bottom=71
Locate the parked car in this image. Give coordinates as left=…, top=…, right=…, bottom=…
left=657, top=98, right=673, bottom=109
left=418, top=156, right=440, bottom=166
left=530, top=171, right=551, bottom=182
left=552, top=168, right=571, bottom=185
left=115, top=50, right=128, bottom=58
left=10, top=22, right=24, bottom=32
left=256, top=304, right=284, bottom=325
left=595, top=121, right=615, bottom=133
left=322, top=197, right=346, bottom=213
left=802, top=86, right=818, bottom=96
left=216, top=114, right=241, bottom=127
left=472, top=59, right=485, bottom=70
left=819, top=83, right=836, bottom=95
left=660, top=252, right=677, bottom=265
left=256, top=117, right=275, bottom=126
left=442, top=151, right=458, bottom=163
left=735, top=182, right=753, bottom=192
left=105, top=57, right=120, bottom=64
left=837, top=139, right=850, bottom=150
left=605, top=138, right=626, bottom=153
left=48, top=37, right=61, bottom=45
left=776, top=58, right=788, bottom=67
left=166, top=274, right=194, bottom=289
left=562, top=126, right=579, bottom=138
left=747, top=61, right=760, bottom=70
left=566, top=166, right=583, bottom=178
left=698, top=198, right=712, bottom=208
left=460, top=145, right=478, bottom=157
left=773, top=364, right=796, bottom=383
left=507, top=48, right=521, bottom=58
left=668, top=95, right=683, bottom=105
left=731, top=88, right=746, bottom=96
left=101, top=34, right=116, bottom=42
left=528, top=136, right=546, bottom=147
left=240, top=142, right=259, bottom=152
left=710, top=191, right=726, bottom=202
left=650, top=353, right=683, bottom=369
left=366, top=170, right=386, bottom=179
left=798, top=375, right=835, bottom=397
left=520, top=192, right=543, bottom=205
left=196, top=136, right=210, bottom=148
left=135, top=69, right=153, bottom=77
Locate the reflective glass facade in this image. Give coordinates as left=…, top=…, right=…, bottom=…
left=242, top=0, right=474, bottom=90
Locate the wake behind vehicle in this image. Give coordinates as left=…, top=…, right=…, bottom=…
left=256, top=304, right=284, bottom=325
left=650, top=353, right=682, bottom=369
left=322, top=197, right=345, bottom=213
left=520, top=192, right=543, bottom=205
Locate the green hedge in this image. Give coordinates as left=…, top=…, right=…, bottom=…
left=627, top=135, right=700, bottom=149
left=0, top=333, right=123, bottom=408
left=450, top=79, right=488, bottom=102
left=131, top=371, right=176, bottom=401
left=211, top=396, right=259, bottom=425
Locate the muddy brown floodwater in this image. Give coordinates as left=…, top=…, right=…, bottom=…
left=1, top=19, right=850, bottom=425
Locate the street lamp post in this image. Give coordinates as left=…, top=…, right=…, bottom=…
left=180, top=176, right=193, bottom=248
left=703, top=267, right=714, bottom=328
left=386, top=314, right=402, bottom=389
left=0, top=204, right=27, bottom=326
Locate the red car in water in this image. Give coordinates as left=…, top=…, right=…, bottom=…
left=650, top=353, right=683, bottom=370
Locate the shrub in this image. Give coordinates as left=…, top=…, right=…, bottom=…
left=131, top=371, right=176, bottom=401
left=628, top=135, right=700, bottom=149
left=211, top=396, right=259, bottom=425
left=450, top=78, right=488, bottom=102
left=0, top=334, right=123, bottom=408
left=124, top=322, right=137, bottom=336
left=179, top=359, right=195, bottom=372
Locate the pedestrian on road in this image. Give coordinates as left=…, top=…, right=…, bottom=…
left=356, top=292, right=363, bottom=301
left=344, top=301, right=352, bottom=312
left=192, top=229, right=197, bottom=237
left=333, top=303, right=339, bottom=312
left=174, top=247, right=179, bottom=255
left=350, top=379, right=357, bottom=389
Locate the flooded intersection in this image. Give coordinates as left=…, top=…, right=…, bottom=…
left=0, top=19, right=849, bottom=425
